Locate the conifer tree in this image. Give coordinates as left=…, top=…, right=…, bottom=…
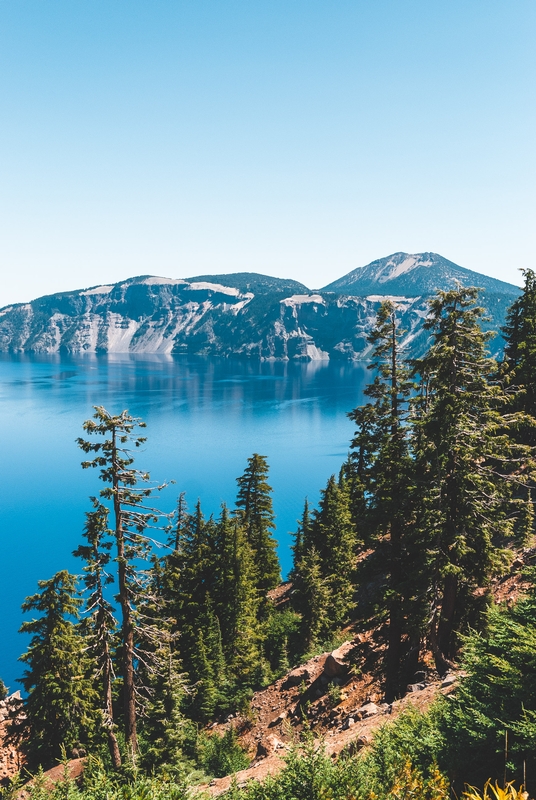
left=502, top=268, right=536, bottom=427
left=414, top=286, right=533, bottom=670
left=212, top=506, right=262, bottom=687
left=289, top=500, right=311, bottom=581
left=73, top=500, right=121, bottom=768
left=292, top=545, right=329, bottom=650
left=235, top=454, right=280, bottom=592
left=347, top=300, right=419, bottom=697
left=309, top=475, right=357, bottom=630
left=78, top=406, right=165, bottom=758
left=18, top=571, right=99, bottom=768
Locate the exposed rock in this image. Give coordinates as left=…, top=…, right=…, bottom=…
left=268, top=711, right=287, bottom=728
left=0, top=254, right=516, bottom=359
left=441, top=674, right=457, bottom=688
left=407, top=683, right=426, bottom=693
left=342, top=717, right=355, bottom=730
left=282, top=667, right=311, bottom=689
left=0, top=692, right=26, bottom=784
left=357, top=702, right=380, bottom=719
left=324, top=642, right=353, bottom=679
left=255, top=735, right=285, bottom=759
left=16, top=759, right=86, bottom=799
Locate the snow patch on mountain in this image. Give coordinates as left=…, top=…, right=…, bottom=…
left=281, top=294, right=325, bottom=308
left=81, top=285, right=114, bottom=296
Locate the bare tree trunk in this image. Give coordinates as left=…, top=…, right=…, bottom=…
left=112, top=428, right=138, bottom=758
left=436, top=572, right=458, bottom=662
left=102, top=641, right=122, bottom=768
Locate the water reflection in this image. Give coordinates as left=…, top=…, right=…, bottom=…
left=0, top=353, right=369, bottom=690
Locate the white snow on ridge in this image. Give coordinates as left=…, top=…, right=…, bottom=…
left=81, top=285, right=114, bottom=296
left=187, top=281, right=242, bottom=296
left=366, top=295, right=411, bottom=303
left=140, top=277, right=187, bottom=287
left=380, top=254, right=433, bottom=283
left=281, top=294, right=325, bottom=307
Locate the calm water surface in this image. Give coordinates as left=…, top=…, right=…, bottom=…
left=0, top=354, right=368, bottom=689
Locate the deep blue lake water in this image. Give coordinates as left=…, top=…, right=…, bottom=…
left=0, top=354, right=369, bottom=690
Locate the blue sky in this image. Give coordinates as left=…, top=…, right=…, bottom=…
left=0, top=0, right=534, bottom=305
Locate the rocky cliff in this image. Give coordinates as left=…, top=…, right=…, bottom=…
left=0, top=256, right=520, bottom=360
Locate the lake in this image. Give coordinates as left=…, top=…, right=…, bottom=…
left=0, top=353, right=369, bottom=690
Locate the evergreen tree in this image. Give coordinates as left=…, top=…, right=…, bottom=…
left=292, top=545, right=329, bottom=650
left=502, top=268, right=536, bottom=426
left=501, top=268, right=536, bottom=541
left=212, top=506, right=263, bottom=687
left=235, top=454, right=281, bottom=592
left=309, top=475, right=356, bottom=631
left=73, top=500, right=122, bottom=768
left=18, top=571, right=99, bottom=768
left=289, top=500, right=311, bottom=581
left=78, top=406, right=165, bottom=758
left=414, top=286, right=532, bottom=670
left=347, top=300, right=420, bottom=698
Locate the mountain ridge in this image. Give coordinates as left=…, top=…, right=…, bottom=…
left=0, top=253, right=520, bottom=360
left=321, top=251, right=521, bottom=296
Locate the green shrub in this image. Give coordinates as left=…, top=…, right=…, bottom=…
left=196, top=727, right=250, bottom=778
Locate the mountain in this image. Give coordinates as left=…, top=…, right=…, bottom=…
left=186, top=272, right=309, bottom=295
left=322, top=252, right=520, bottom=297
left=0, top=255, right=521, bottom=360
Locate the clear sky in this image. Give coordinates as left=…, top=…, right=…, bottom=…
left=0, top=0, right=534, bottom=306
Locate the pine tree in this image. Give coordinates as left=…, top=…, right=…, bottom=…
left=347, top=300, right=419, bottom=698
left=212, top=506, right=262, bottom=687
left=501, top=269, right=536, bottom=541
left=73, top=500, right=121, bottom=768
left=502, top=268, right=536, bottom=426
left=414, top=286, right=533, bottom=670
left=77, top=406, right=165, bottom=758
left=235, top=454, right=281, bottom=592
left=310, top=475, right=357, bottom=630
left=289, top=500, right=311, bottom=581
left=18, top=571, right=99, bottom=768
left=292, top=545, right=329, bottom=650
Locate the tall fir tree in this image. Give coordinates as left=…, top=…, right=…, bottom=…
left=291, top=544, right=329, bottom=650
left=309, top=475, right=357, bottom=631
left=212, top=506, right=263, bottom=688
left=347, top=300, right=420, bottom=698
left=413, top=285, right=533, bottom=670
left=78, top=406, right=165, bottom=758
left=18, top=571, right=99, bottom=768
left=502, top=268, right=536, bottom=425
left=235, top=454, right=281, bottom=592
left=73, top=500, right=122, bottom=768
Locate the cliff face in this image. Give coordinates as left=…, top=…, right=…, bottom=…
left=0, top=258, right=519, bottom=360
left=0, top=278, right=434, bottom=360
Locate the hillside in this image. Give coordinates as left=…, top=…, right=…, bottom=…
left=0, top=254, right=520, bottom=359
left=321, top=252, right=520, bottom=297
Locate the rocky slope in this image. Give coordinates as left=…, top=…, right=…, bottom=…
left=0, top=255, right=520, bottom=360
left=0, top=693, right=25, bottom=784
left=322, top=251, right=520, bottom=297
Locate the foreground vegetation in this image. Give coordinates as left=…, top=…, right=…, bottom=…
left=4, top=273, right=536, bottom=796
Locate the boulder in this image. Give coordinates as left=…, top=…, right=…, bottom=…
left=255, top=735, right=285, bottom=759
left=268, top=711, right=287, bottom=727
left=324, top=643, right=352, bottom=679
left=282, top=667, right=311, bottom=689
left=407, top=682, right=426, bottom=693
left=357, top=702, right=379, bottom=719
